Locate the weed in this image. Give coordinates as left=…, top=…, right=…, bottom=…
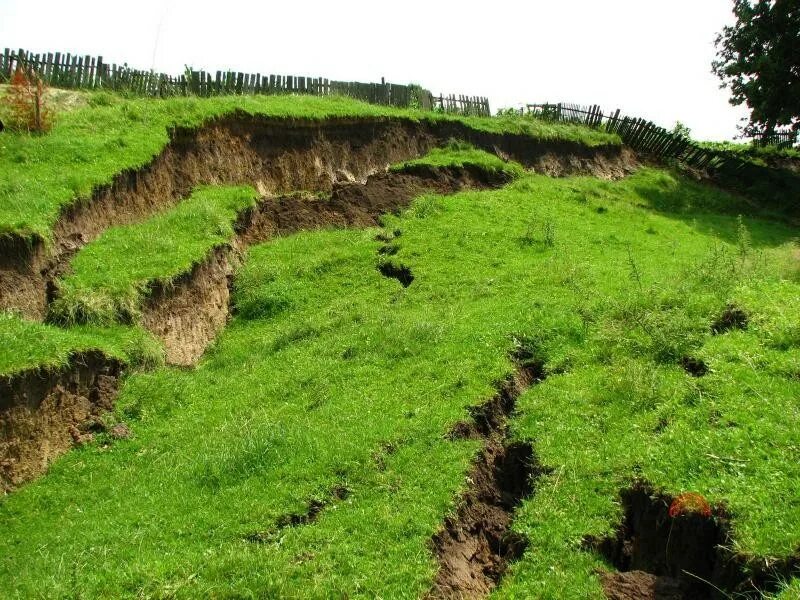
left=737, top=215, right=752, bottom=260
left=1, top=68, right=53, bottom=133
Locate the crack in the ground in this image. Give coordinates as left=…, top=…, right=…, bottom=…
left=587, top=482, right=800, bottom=599
left=428, top=344, right=547, bottom=599
left=244, top=484, right=350, bottom=544
left=711, top=304, right=748, bottom=335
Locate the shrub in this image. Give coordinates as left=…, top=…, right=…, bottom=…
left=1, top=68, right=53, bottom=133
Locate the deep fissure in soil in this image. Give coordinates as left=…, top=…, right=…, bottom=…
left=428, top=351, right=547, bottom=599
left=590, top=483, right=799, bottom=600
left=377, top=262, right=414, bottom=287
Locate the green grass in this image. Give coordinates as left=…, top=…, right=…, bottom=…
left=391, top=140, right=526, bottom=178
left=0, top=312, right=162, bottom=376
left=1, top=166, right=797, bottom=597
left=49, top=185, right=258, bottom=325
left=773, top=578, right=800, bottom=599
left=698, top=140, right=800, bottom=164
left=0, top=93, right=618, bottom=244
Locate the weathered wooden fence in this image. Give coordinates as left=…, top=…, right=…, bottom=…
left=431, top=94, right=491, bottom=118
left=750, top=130, right=798, bottom=149
left=526, top=102, right=785, bottom=171
left=527, top=102, right=798, bottom=151
left=0, top=48, right=490, bottom=116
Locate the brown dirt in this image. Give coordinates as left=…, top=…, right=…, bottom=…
left=0, top=113, right=638, bottom=320
left=141, top=245, right=236, bottom=367
left=589, top=482, right=800, bottom=599
left=236, top=164, right=512, bottom=245
left=711, top=304, right=748, bottom=334
left=428, top=353, right=547, bottom=599
left=600, top=570, right=687, bottom=600
left=0, top=351, right=122, bottom=492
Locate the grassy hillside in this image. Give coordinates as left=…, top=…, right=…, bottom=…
left=50, top=185, right=258, bottom=325
left=1, top=167, right=797, bottom=597
left=0, top=92, right=618, bottom=244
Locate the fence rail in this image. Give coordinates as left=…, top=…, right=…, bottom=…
left=750, top=130, right=798, bottom=149
left=525, top=102, right=799, bottom=173
left=431, top=94, right=491, bottom=118
left=0, top=47, right=489, bottom=116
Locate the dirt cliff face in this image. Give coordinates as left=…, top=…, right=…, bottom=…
left=0, top=351, right=123, bottom=492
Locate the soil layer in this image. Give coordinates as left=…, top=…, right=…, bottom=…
left=0, top=351, right=122, bottom=491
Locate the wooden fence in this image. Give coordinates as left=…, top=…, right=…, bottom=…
left=525, top=102, right=785, bottom=172
left=750, top=130, right=798, bottom=149
left=0, top=47, right=490, bottom=116
left=431, top=94, right=491, bottom=118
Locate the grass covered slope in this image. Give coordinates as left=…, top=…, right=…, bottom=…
left=50, top=185, right=257, bottom=325
left=391, top=141, right=526, bottom=178
left=0, top=312, right=161, bottom=376
left=0, top=92, right=618, bottom=243
left=0, top=167, right=797, bottom=597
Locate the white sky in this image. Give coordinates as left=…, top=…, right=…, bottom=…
left=0, top=0, right=749, bottom=141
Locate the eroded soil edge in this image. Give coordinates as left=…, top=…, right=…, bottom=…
left=428, top=346, right=547, bottom=599
left=0, top=114, right=637, bottom=320
left=0, top=351, right=122, bottom=492
left=141, top=164, right=512, bottom=366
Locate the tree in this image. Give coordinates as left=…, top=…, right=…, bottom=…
left=712, top=0, right=800, bottom=136
left=671, top=121, right=692, bottom=139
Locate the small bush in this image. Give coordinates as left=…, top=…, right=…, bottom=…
left=1, top=68, right=54, bottom=133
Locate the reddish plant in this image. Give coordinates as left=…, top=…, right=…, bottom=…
left=669, top=492, right=712, bottom=518
left=1, top=67, right=53, bottom=133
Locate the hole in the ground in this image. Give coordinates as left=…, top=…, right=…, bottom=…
left=680, top=356, right=708, bottom=377
left=378, top=262, right=414, bottom=287
left=587, top=484, right=728, bottom=599
left=429, top=349, right=548, bottom=598
left=586, top=483, right=798, bottom=600
left=711, top=304, right=748, bottom=335
left=378, top=244, right=399, bottom=256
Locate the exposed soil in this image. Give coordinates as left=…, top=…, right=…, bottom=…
left=711, top=304, right=748, bottom=335
left=589, top=483, right=800, bottom=599
left=0, top=351, right=122, bottom=492
left=0, top=113, right=638, bottom=320
left=141, top=245, right=237, bottom=367
left=600, top=570, right=687, bottom=600
left=428, top=352, right=547, bottom=599
left=236, top=164, right=513, bottom=245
